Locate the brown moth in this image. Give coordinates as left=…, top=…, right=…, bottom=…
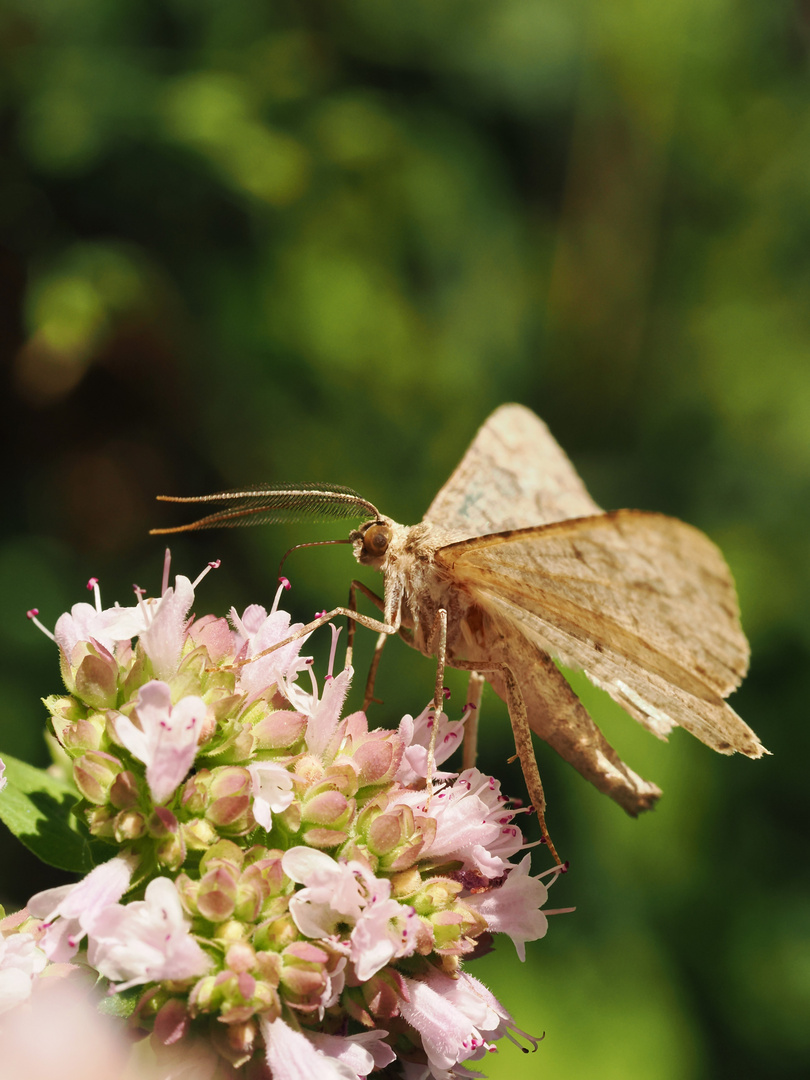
left=152, top=404, right=767, bottom=860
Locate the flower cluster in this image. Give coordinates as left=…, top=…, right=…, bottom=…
left=2, top=554, right=567, bottom=1079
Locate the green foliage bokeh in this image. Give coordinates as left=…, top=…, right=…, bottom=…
left=1, top=2, right=808, bottom=1077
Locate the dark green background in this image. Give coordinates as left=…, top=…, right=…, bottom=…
left=1, top=3, right=808, bottom=1078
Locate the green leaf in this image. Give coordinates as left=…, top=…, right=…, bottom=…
left=0, top=751, right=95, bottom=874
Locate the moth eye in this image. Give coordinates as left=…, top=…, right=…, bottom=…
left=363, top=523, right=391, bottom=556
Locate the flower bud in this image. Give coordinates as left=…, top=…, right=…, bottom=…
left=109, top=770, right=140, bottom=809
left=201, top=839, right=245, bottom=875
left=252, top=709, right=306, bottom=750
left=350, top=732, right=403, bottom=787
left=301, top=789, right=351, bottom=827
left=225, top=942, right=256, bottom=973
left=114, top=808, right=146, bottom=842
left=85, top=804, right=116, bottom=837
left=279, top=942, right=330, bottom=1006
left=294, top=755, right=325, bottom=786
left=254, top=914, right=298, bottom=952
left=148, top=806, right=179, bottom=838
left=182, top=818, right=219, bottom=851
left=73, top=750, right=122, bottom=804
left=156, top=831, right=186, bottom=870
left=206, top=767, right=252, bottom=832
left=212, top=1018, right=259, bottom=1066
left=180, top=769, right=211, bottom=815
left=197, top=865, right=239, bottom=922
left=70, top=644, right=119, bottom=710
left=235, top=858, right=284, bottom=922
left=360, top=967, right=406, bottom=1019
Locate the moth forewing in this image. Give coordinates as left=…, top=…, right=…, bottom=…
left=438, top=509, right=763, bottom=759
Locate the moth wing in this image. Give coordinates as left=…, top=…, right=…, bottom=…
left=439, top=509, right=765, bottom=758
left=423, top=404, right=601, bottom=539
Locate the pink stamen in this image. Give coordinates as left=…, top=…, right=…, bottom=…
left=271, top=578, right=290, bottom=614
left=87, top=577, right=101, bottom=612
left=326, top=624, right=342, bottom=679
left=161, top=548, right=172, bottom=596
left=305, top=660, right=319, bottom=703
left=27, top=609, right=55, bottom=641
left=314, top=609, right=327, bottom=619
left=132, top=585, right=149, bottom=624
left=192, top=559, right=220, bottom=590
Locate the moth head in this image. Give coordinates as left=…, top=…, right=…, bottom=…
left=351, top=518, right=395, bottom=568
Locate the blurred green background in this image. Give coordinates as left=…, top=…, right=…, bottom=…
left=1, top=1, right=808, bottom=1077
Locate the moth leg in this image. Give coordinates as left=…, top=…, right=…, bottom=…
left=232, top=606, right=400, bottom=670
left=423, top=608, right=449, bottom=800
left=345, top=580, right=385, bottom=672
left=489, top=649, right=662, bottom=817
left=461, top=671, right=486, bottom=772
left=449, top=658, right=561, bottom=866
left=362, top=632, right=389, bottom=710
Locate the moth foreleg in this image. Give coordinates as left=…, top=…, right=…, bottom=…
left=461, top=671, right=486, bottom=773
left=345, top=580, right=385, bottom=672
left=233, top=605, right=400, bottom=671
left=449, top=658, right=561, bottom=866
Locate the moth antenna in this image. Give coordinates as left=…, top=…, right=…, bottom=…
left=150, top=483, right=381, bottom=534
left=278, top=538, right=353, bottom=581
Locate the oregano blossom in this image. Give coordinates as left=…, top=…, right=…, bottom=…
left=2, top=553, right=569, bottom=1078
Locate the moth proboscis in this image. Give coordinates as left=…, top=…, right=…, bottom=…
left=151, top=405, right=768, bottom=864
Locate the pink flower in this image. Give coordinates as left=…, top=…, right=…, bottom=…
left=0, top=932, right=47, bottom=1014
left=138, top=575, right=196, bottom=680
left=262, top=1015, right=362, bottom=1080
left=54, top=599, right=145, bottom=660
left=230, top=606, right=310, bottom=699
left=87, top=877, right=211, bottom=991
left=464, top=854, right=550, bottom=961
left=113, top=681, right=206, bottom=804
left=303, top=667, right=352, bottom=758
left=349, top=891, right=419, bottom=981
left=27, top=855, right=134, bottom=962
left=281, top=848, right=418, bottom=979
left=306, top=1030, right=396, bottom=1074
left=282, top=848, right=369, bottom=936
left=396, top=705, right=464, bottom=785
left=247, top=760, right=295, bottom=830
left=0, top=758, right=5, bottom=795
left=392, top=768, right=522, bottom=879
left=399, top=969, right=501, bottom=1073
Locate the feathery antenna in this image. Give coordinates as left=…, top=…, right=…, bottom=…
left=150, top=483, right=381, bottom=535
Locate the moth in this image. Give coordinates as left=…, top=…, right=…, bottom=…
left=152, top=404, right=767, bottom=861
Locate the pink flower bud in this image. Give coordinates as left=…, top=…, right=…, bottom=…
left=252, top=710, right=307, bottom=750
left=72, top=645, right=119, bottom=710
left=197, top=865, right=239, bottom=922
left=301, top=790, right=351, bottom=827
left=109, top=770, right=140, bottom=809
left=206, top=767, right=252, bottom=831
left=73, top=750, right=123, bottom=804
